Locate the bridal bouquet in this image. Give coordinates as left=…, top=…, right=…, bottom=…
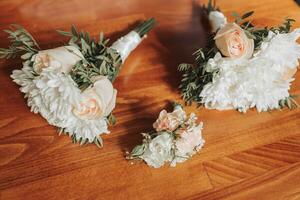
left=0, top=18, right=155, bottom=147
left=127, top=103, right=205, bottom=168
left=179, top=1, right=300, bottom=112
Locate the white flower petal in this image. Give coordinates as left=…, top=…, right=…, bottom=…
left=93, top=76, right=114, bottom=107
left=104, top=89, right=117, bottom=116
left=141, top=132, right=173, bottom=168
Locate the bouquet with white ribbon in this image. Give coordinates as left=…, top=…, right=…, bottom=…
left=0, top=18, right=155, bottom=147
left=127, top=103, right=205, bottom=168
left=179, top=1, right=299, bottom=113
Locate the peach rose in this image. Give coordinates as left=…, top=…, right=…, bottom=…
left=73, top=76, right=117, bottom=120
left=32, top=46, right=83, bottom=74
left=214, top=23, right=254, bottom=59
left=153, top=107, right=186, bottom=132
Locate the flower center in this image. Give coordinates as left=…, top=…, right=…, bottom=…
left=74, top=98, right=103, bottom=120
left=230, top=31, right=244, bottom=56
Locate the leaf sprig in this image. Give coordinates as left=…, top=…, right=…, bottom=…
left=58, top=25, right=122, bottom=91
left=59, top=128, right=104, bottom=148
left=202, top=0, right=219, bottom=14
left=134, top=18, right=156, bottom=37
left=178, top=33, right=218, bottom=106
left=0, top=24, right=40, bottom=60
left=279, top=95, right=299, bottom=110
left=233, top=11, right=296, bottom=48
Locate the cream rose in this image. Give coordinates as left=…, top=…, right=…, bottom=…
left=214, top=23, right=254, bottom=59
left=32, top=46, right=83, bottom=74
left=73, top=76, right=117, bottom=120
left=141, top=132, right=173, bottom=168
left=153, top=106, right=186, bottom=132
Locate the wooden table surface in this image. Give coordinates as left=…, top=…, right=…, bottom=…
left=0, top=0, right=300, bottom=199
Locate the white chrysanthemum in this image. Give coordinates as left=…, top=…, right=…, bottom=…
left=200, top=29, right=300, bottom=112
left=11, top=64, right=36, bottom=96
left=11, top=66, right=110, bottom=142
left=256, top=29, right=300, bottom=73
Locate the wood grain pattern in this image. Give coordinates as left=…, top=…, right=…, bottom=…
left=0, top=0, right=300, bottom=199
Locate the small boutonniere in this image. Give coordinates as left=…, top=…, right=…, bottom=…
left=179, top=0, right=300, bottom=113
left=127, top=103, right=205, bottom=168
left=0, top=18, right=156, bottom=147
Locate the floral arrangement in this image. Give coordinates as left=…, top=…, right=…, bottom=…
left=179, top=1, right=300, bottom=112
left=127, top=103, right=205, bottom=168
left=0, top=19, right=155, bottom=147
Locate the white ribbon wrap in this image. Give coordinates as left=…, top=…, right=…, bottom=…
left=110, top=31, right=142, bottom=62
left=209, top=11, right=228, bottom=32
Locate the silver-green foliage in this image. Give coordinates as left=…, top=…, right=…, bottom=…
left=58, top=25, right=122, bottom=91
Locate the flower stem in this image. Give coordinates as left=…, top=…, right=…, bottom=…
left=134, top=18, right=156, bottom=37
